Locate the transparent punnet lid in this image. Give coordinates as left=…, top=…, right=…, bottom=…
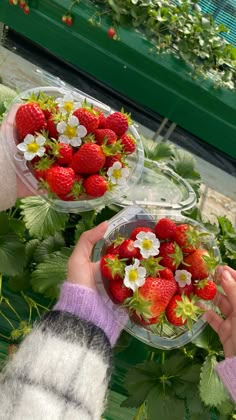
left=115, top=158, right=196, bottom=212
left=1, top=86, right=145, bottom=213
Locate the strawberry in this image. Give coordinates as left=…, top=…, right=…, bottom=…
left=154, top=218, right=177, bottom=240
left=105, top=111, right=130, bottom=137
left=126, top=276, right=177, bottom=319
left=15, top=102, right=47, bottom=139
left=100, top=254, right=126, bottom=282
left=118, top=239, right=141, bottom=260
left=106, top=237, right=124, bottom=255
left=47, top=117, right=58, bottom=140
left=166, top=294, right=202, bottom=328
left=173, top=224, right=201, bottom=254
left=183, top=249, right=217, bottom=280
left=193, top=279, right=217, bottom=300
left=33, top=157, right=55, bottom=181
left=130, top=226, right=153, bottom=241
left=94, top=128, right=117, bottom=145
left=104, top=154, right=122, bottom=170
left=71, top=143, right=106, bottom=174
left=46, top=166, right=75, bottom=196
left=159, top=241, right=183, bottom=271
left=83, top=174, right=108, bottom=197
left=107, top=28, right=116, bottom=39
left=159, top=267, right=175, bottom=282
left=131, top=311, right=159, bottom=326
left=109, top=279, right=133, bottom=303
left=73, top=108, right=99, bottom=133
left=119, top=133, right=136, bottom=154
left=56, top=143, right=73, bottom=166
left=93, top=108, right=107, bottom=128
left=59, top=174, right=84, bottom=200
left=177, top=282, right=194, bottom=296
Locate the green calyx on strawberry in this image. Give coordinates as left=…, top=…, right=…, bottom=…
left=159, top=241, right=184, bottom=271
left=25, top=91, right=58, bottom=118
left=100, top=254, right=126, bottom=281
left=174, top=224, right=208, bottom=254
left=140, top=256, right=164, bottom=277
left=166, top=294, right=203, bottom=330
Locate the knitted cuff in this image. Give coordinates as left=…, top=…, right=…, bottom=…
left=53, top=282, right=125, bottom=346
left=216, top=357, right=236, bottom=402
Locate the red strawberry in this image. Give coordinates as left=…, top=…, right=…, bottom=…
left=94, top=108, right=107, bottom=128
left=127, top=276, right=177, bottom=319
left=177, top=283, right=194, bottom=296
left=107, top=27, right=116, bottom=39
left=154, top=218, right=177, bottom=240
left=166, top=294, right=202, bottom=328
left=130, top=226, right=153, bottom=241
left=105, top=111, right=129, bottom=137
left=106, top=238, right=124, bottom=255
left=183, top=249, right=217, bottom=280
left=193, top=279, right=217, bottom=300
left=94, top=128, right=117, bottom=145
left=109, top=279, right=133, bottom=303
left=84, top=174, right=108, bottom=197
left=174, top=224, right=200, bottom=254
left=56, top=143, right=73, bottom=166
left=131, top=311, right=159, bottom=326
left=104, top=154, right=122, bottom=170
left=73, top=108, right=99, bottom=133
left=47, top=117, right=58, bottom=139
left=71, top=143, right=105, bottom=174
left=15, top=103, right=47, bottom=139
left=118, top=239, right=141, bottom=260
left=119, top=133, right=136, bottom=154
left=33, top=158, right=55, bottom=181
left=159, top=241, right=183, bottom=271
left=159, top=267, right=175, bottom=282
left=59, top=174, right=84, bottom=200
left=100, top=254, right=126, bottom=282
left=46, top=166, right=75, bottom=195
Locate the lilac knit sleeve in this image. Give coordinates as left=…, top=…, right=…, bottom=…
left=216, top=357, right=236, bottom=402
left=53, top=282, right=128, bottom=347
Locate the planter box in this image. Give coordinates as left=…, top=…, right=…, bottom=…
left=1, top=0, right=236, bottom=158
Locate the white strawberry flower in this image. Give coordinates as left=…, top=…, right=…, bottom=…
left=57, top=115, right=87, bottom=147
left=17, top=134, right=46, bottom=161
left=124, top=259, right=146, bottom=292
left=175, top=270, right=192, bottom=287
left=56, top=93, right=81, bottom=115
left=107, top=161, right=130, bottom=186
left=134, top=231, right=160, bottom=259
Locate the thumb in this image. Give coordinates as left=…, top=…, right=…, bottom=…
left=72, top=221, right=108, bottom=261
left=221, top=270, right=236, bottom=311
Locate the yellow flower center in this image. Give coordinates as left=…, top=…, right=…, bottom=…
left=27, top=143, right=39, bottom=153
left=141, top=239, right=152, bottom=250
left=112, top=169, right=122, bottom=179
left=180, top=274, right=187, bottom=282
left=65, top=125, right=77, bottom=139
left=128, top=269, right=138, bottom=282
left=63, top=101, right=74, bottom=113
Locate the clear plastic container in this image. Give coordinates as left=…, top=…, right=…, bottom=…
left=92, top=206, right=220, bottom=350
left=1, top=86, right=145, bottom=213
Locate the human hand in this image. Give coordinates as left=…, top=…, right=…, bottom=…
left=205, top=266, right=236, bottom=358
left=67, top=221, right=109, bottom=289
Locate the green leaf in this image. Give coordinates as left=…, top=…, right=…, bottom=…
left=199, top=355, right=229, bottom=407
left=8, top=269, right=31, bottom=292
left=217, top=216, right=235, bottom=238
left=141, top=136, right=174, bottom=161
left=147, top=387, right=185, bottom=420
left=74, top=211, right=96, bottom=242
left=121, top=381, right=154, bottom=408
left=0, top=233, right=26, bottom=276
left=192, top=324, right=222, bottom=352
left=34, top=233, right=65, bottom=263
left=25, top=239, right=41, bottom=264
left=31, top=248, right=72, bottom=297
left=20, top=197, right=69, bottom=239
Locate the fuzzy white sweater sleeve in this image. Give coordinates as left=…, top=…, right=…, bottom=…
left=0, top=311, right=112, bottom=420
left=0, top=133, right=17, bottom=210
